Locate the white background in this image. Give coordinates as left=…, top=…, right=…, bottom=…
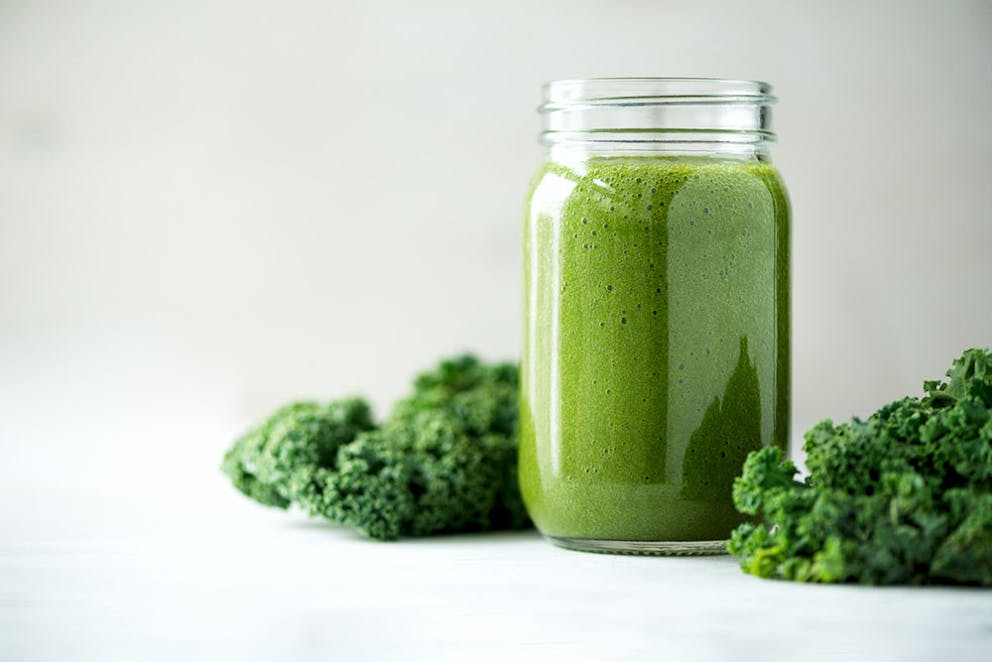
left=1, top=1, right=991, bottom=660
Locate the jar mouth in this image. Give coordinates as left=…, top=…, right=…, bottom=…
left=541, top=78, right=775, bottom=107
left=540, top=77, right=777, bottom=149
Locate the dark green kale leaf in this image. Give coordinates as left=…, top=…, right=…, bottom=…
left=221, top=399, right=374, bottom=508
left=730, top=348, right=992, bottom=585
left=222, top=354, right=530, bottom=541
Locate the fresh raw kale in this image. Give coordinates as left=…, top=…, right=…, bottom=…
left=221, top=355, right=530, bottom=540
left=729, top=348, right=992, bottom=585
left=221, top=399, right=375, bottom=508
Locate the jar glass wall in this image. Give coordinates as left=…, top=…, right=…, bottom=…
left=519, top=79, right=791, bottom=555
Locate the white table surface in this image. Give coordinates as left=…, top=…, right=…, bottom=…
left=4, top=483, right=992, bottom=661
left=2, top=399, right=991, bottom=662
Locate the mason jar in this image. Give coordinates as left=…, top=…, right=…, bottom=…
left=519, top=78, right=790, bottom=555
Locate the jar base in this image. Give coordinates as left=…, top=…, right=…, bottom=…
left=547, top=535, right=728, bottom=556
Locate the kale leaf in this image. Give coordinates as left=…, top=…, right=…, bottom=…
left=729, top=348, right=992, bottom=585
left=222, top=355, right=530, bottom=540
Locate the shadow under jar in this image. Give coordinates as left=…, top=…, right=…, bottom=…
left=519, top=78, right=791, bottom=555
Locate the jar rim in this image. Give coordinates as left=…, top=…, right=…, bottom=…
left=539, top=78, right=777, bottom=151
left=541, top=78, right=776, bottom=109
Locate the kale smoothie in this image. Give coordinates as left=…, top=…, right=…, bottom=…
left=520, top=156, right=790, bottom=548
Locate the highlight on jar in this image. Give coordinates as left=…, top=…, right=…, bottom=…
left=519, top=78, right=790, bottom=555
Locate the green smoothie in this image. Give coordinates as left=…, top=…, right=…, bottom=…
left=520, top=156, right=790, bottom=542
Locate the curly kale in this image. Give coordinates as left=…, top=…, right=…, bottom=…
left=222, top=355, right=530, bottom=540
left=729, top=348, right=992, bottom=585
left=221, top=399, right=374, bottom=508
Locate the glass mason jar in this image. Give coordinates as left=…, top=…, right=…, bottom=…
left=519, top=78, right=790, bottom=555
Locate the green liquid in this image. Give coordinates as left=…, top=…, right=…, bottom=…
left=520, top=156, right=790, bottom=541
